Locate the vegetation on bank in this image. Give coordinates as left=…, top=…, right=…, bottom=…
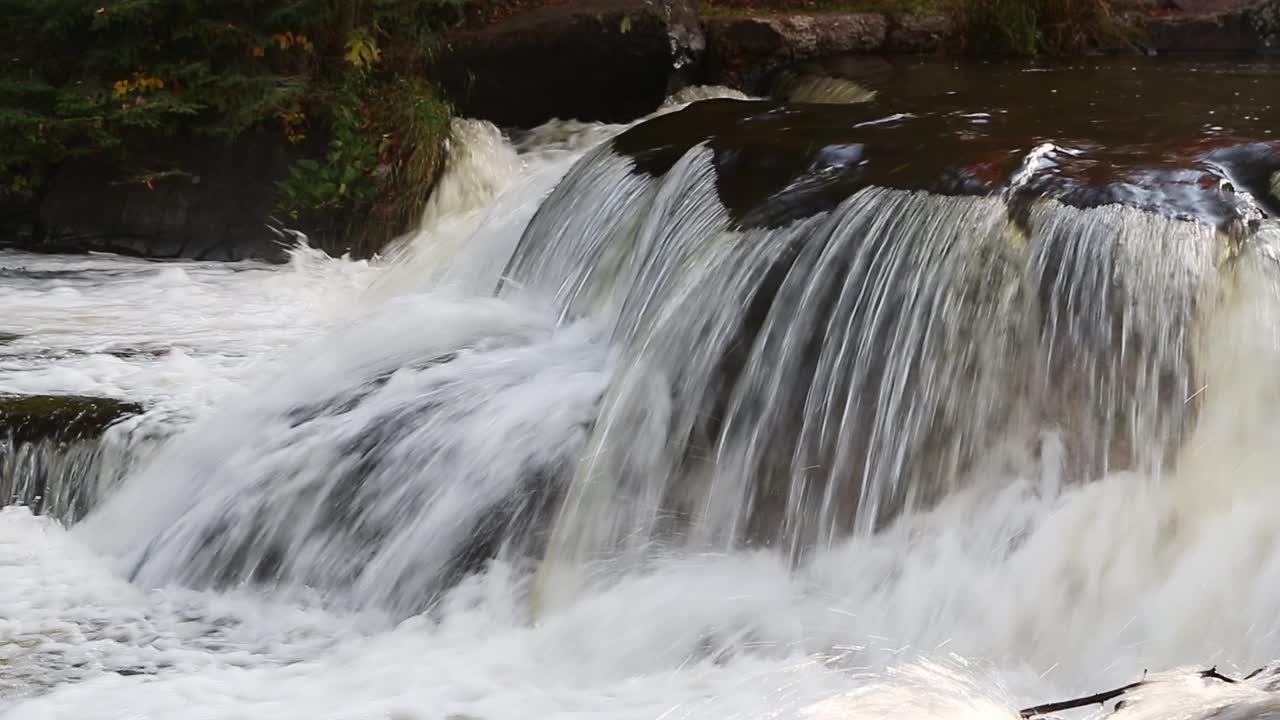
left=1, top=0, right=1142, bottom=256
left=950, top=0, right=1135, bottom=55
left=0, top=0, right=495, bottom=254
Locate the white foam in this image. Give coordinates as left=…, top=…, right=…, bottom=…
left=8, top=96, right=1280, bottom=720
left=0, top=247, right=377, bottom=418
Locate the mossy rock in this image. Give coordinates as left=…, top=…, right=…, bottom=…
left=0, top=394, right=143, bottom=444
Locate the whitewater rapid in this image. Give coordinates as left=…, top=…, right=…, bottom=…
left=6, top=86, right=1280, bottom=720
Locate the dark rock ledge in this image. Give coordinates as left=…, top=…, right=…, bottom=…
left=0, top=394, right=143, bottom=445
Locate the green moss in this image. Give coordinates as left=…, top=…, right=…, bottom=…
left=0, top=394, right=142, bottom=443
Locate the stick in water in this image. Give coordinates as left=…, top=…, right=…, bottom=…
left=1019, top=667, right=1243, bottom=719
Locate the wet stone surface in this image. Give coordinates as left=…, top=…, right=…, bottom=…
left=0, top=394, right=143, bottom=445
left=613, top=58, right=1280, bottom=229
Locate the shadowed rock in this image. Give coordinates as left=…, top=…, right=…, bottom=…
left=703, top=13, right=889, bottom=92
left=1140, top=0, right=1280, bottom=52
left=432, top=0, right=704, bottom=128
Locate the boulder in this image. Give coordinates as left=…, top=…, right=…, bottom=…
left=1142, top=10, right=1264, bottom=50
left=1139, top=0, right=1280, bottom=52
left=7, top=131, right=321, bottom=262
left=886, top=14, right=951, bottom=54
left=703, top=13, right=889, bottom=91
left=1255, top=0, right=1280, bottom=43
left=432, top=0, right=704, bottom=128
left=0, top=193, right=39, bottom=248
left=0, top=394, right=143, bottom=444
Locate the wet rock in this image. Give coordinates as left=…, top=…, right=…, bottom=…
left=886, top=14, right=951, bottom=54
left=1139, top=0, right=1280, bottom=52
left=432, top=0, right=704, bottom=128
left=0, top=394, right=142, bottom=444
left=13, top=131, right=321, bottom=262
left=1168, top=0, right=1256, bottom=12
left=1142, top=10, right=1264, bottom=51
left=0, top=193, right=38, bottom=248
left=703, top=13, right=888, bottom=92
left=1257, top=0, right=1280, bottom=46
left=614, top=59, right=1280, bottom=229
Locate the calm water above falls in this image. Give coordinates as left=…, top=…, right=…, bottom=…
left=4, top=62, right=1280, bottom=719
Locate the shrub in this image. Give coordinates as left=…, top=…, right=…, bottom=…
left=0, top=0, right=473, bottom=250
left=949, top=0, right=1135, bottom=56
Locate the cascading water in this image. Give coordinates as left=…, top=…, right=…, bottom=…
left=7, top=61, right=1280, bottom=720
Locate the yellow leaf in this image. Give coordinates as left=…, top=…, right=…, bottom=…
left=344, top=27, right=381, bottom=69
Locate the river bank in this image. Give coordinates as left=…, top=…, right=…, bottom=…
left=2, top=0, right=1278, bottom=262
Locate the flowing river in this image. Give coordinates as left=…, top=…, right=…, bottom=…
left=5, top=59, right=1280, bottom=720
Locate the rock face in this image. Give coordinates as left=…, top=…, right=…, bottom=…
left=702, top=12, right=950, bottom=92
left=1255, top=0, right=1280, bottom=41
left=2, top=131, right=323, bottom=262
left=433, top=0, right=705, bottom=127
left=886, top=14, right=951, bottom=54
left=703, top=13, right=889, bottom=91
left=1140, top=0, right=1280, bottom=52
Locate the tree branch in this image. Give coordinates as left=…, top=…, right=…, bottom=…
left=1019, top=667, right=1245, bottom=719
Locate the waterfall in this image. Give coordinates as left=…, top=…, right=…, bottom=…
left=61, top=90, right=1280, bottom=620
left=524, top=168, right=1221, bottom=606
left=0, top=395, right=162, bottom=523
left=0, top=435, right=137, bottom=522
